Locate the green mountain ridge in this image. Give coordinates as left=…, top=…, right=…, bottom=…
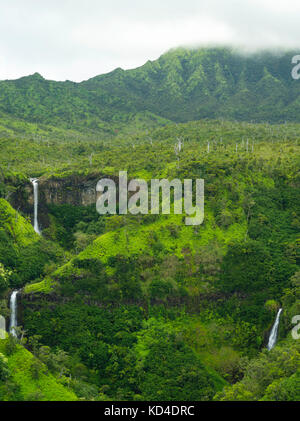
left=1, top=47, right=300, bottom=129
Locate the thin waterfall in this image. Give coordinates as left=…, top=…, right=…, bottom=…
left=30, top=178, right=41, bottom=235
left=267, top=308, right=282, bottom=351
left=9, top=290, right=19, bottom=337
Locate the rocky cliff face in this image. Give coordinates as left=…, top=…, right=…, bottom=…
left=9, top=173, right=115, bottom=229
left=38, top=174, right=102, bottom=206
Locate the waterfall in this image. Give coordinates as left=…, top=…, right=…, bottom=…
left=9, top=290, right=19, bottom=337
left=267, top=308, right=282, bottom=351
left=30, top=178, right=41, bottom=235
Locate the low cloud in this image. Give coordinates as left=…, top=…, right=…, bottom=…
left=0, top=0, right=300, bottom=81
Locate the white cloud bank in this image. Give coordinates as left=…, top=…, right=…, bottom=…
left=0, top=0, right=300, bottom=81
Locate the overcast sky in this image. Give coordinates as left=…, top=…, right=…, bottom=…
left=1, top=0, right=300, bottom=82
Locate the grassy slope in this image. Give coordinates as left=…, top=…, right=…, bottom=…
left=25, top=209, right=245, bottom=295
left=0, top=338, right=77, bottom=401
left=0, top=198, right=38, bottom=247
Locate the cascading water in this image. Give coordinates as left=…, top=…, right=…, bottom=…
left=9, top=290, right=19, bottom=337
left=30, top=178, right=41, bottom=235
left=267, top=308, right=282, bottom=351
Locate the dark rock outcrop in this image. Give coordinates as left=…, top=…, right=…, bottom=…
left=9, top=172, right=119, bottom=229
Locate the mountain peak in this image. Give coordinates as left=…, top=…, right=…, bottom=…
left=28, top=72, right=44, bottom=80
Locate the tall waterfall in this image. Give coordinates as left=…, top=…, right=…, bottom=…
left=30, top=178, right=41, bottom=235
left=267, top=308, right=282, bottom=351
left=9, top=290, right=19, bottom=337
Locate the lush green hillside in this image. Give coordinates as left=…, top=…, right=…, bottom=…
left=1, top=48, right=300, bottom=129
left=0, top=198, right=67, bottom=292
left=216, top=337, right=300, bottom=401
left=0, top=337, right=77, bottom=401
left=0, top=49, right=299, bottom=401
left=1, top=119, right=295, bottom=401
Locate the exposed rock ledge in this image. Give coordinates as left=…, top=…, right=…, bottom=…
left=10, top=172, right=119, bottom=229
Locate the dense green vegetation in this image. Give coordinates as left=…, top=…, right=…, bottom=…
left=0, top=336, right=77, bottom=401
left=0, top=199, right=67, bottom=290
left=1, top=48, right=300, bottom=130
left=0, top=48, right=299, bottom=401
